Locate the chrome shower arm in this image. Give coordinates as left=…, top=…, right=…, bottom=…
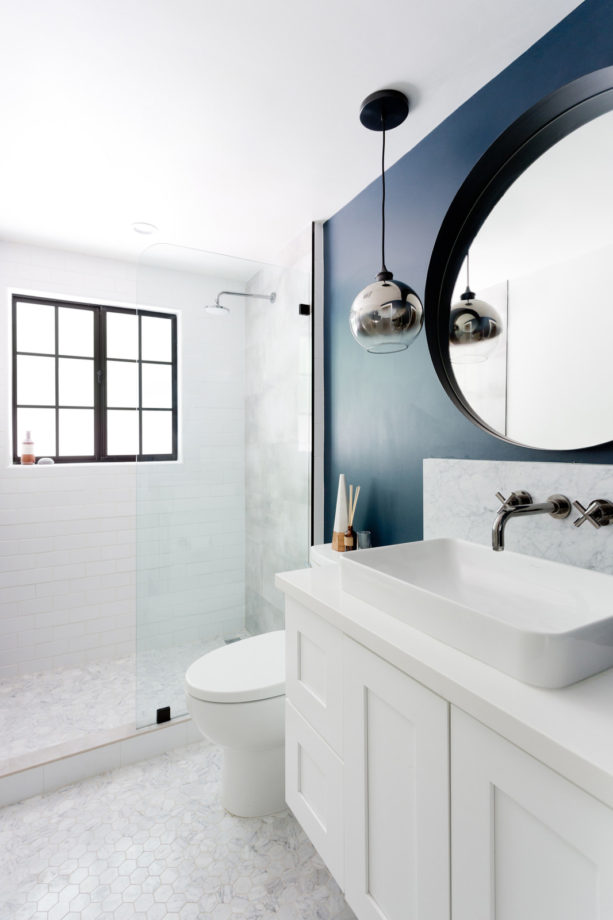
left=215, top=290, right=276, bottom=307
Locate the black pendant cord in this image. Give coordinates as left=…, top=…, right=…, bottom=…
left=461, top=250, right=475, bottom=301
left=381, top=124, right=387, bottom=275
left=359, top=89, right=409, bottom=286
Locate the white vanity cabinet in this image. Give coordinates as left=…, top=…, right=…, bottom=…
left=285, top=598, right=450, bottom=919
left=451, top=707, right=613, bottom=920
left=283, top=587, right=613, bottom=920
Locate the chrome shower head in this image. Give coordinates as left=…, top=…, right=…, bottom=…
left=205, top=303, right=230, bottom=316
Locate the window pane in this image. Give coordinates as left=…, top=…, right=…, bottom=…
left=58, top=307, right=94, bottom=357
left=107, top=360, right=138, bottom=408
left=106, top=311, right=138, bottom=359
left=17, top=408, right=56, bottom=457
left=58, top=409, right=94, bottom=456
left=142, top=411, right=172, bottom=455
left=107, top=409, right=139, bottom=456
left=141, top=315, right=172, bottom=362
left=17, top=355, right=55, bottom=405
left=16, top=301, right=55, bottom=354
left=142, top=363, right=172, bottom=408
left=59, top=358, right=94, bottom=407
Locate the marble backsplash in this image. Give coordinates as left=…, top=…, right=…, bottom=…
left=423, top=458, right=613, bottom=575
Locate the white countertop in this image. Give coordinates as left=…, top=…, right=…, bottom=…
left=276, top=563, right=613, bottom=809
left=309, top=543, right=342, bottom=566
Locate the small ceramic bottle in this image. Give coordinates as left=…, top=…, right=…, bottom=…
left=21, top=430, right=35, bottom=465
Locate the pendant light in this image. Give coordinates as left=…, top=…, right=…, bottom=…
left=449, top=251, right=503, bottom=364
left=349, top=89, right=423, bottom=354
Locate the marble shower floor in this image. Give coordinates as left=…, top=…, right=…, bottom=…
left=0, top=740, right=355, bottom=920
left=0, top=638, right=241, bottom=767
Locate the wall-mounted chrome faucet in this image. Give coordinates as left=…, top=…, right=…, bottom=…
left=572, top=499, right=613, bottom=529
left=492, top=491, right=571, bottom=551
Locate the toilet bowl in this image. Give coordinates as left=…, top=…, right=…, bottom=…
left=185, top=630, right=285, bottom=817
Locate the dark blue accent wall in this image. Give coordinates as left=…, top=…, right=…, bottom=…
left=323, top=0, right=613, bottom=547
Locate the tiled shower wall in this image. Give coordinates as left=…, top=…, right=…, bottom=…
left=245, top=232, right=312, bottom=634
left=0, top=241, right=246, bottom=679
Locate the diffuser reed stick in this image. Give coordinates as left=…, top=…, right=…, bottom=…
left=349, top=485, right=360, bottom=526
left=344, top=484, right=360, bottom=551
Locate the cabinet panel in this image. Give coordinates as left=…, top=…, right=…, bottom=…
left=285, top=699, right=344, bottom=887
left=343, top=636, right=449, bottom=920
left=285, top=598, right=343, bottom=754
left=451, top=707, right=613, bottom=920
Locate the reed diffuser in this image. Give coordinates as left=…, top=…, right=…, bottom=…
left=332, top=474, right=349, bottom=551
left=344, top=485, right=360, bottom=551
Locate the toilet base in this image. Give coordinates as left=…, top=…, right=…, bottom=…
left=222, top=744, right=285, bottom=817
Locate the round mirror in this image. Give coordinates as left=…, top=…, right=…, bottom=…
left=425, top=67, right=613, bottom=450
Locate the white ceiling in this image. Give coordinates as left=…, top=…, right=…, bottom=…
left=0, top=0, right=582, bottom=271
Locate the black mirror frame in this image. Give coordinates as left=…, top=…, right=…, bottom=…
left=425, top=65, right=613, bottom=448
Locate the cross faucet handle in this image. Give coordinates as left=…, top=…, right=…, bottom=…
left=572, top=499, right=613, bottom=529
left=495, top=490, right=533, bottom=508
left=573, top=500, right=597, bottom=528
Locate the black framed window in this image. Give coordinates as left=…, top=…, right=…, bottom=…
left=12, top=295, right=178, bottom=463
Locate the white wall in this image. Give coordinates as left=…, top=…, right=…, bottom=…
left=506, top=244, right=613, bottom=448
left=0, top=241, right=246, bottom=679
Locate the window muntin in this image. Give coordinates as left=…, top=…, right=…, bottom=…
left=12, top=296, right=178, bottom=463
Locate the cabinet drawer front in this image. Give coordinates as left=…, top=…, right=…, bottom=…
left=285, top=598, right=343, bottom=754
left=343, top=636, right=450, bottom=920
left=451, top=707, right=613, bottom=920
left=285, top=700, right=344, bottom=888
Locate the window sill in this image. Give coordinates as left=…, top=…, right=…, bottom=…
left=7, top=459, right=182, bottom=469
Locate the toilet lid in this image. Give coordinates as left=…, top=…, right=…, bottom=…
left=185, top=630, right=285, bottom=703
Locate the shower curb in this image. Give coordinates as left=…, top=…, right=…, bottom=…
left=0, top=716, right=201, bottom=807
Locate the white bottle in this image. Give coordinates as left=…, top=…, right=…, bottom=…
left=21, top=430, right=35, bottom=465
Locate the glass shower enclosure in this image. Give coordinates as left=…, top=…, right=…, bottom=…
left=134, top=239, right=312, bottom=727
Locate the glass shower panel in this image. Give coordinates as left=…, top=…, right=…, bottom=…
left=244, top=235, right=313, bottom=636
left=0, top=287, right=139, bottom=777
left=134, top=241, right=312, bottom=729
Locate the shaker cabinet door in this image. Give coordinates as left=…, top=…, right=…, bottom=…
left=451, top=706, right=613, bottom=920
left=343, top=636, right=450, bottom=920
left=285, top=699, right=344, bottom=888
left=285, top=597, right=344, bottom=755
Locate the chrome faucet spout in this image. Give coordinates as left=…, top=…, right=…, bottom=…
left=492, top=493, right=571, bottom=551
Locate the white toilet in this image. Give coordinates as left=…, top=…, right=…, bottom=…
left=185, top=551, right=336, bottom=817
left=185, top=630, right=286, bottom=817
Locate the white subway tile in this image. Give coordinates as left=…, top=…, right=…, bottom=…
left=0, top=584, right=36, bottom=603
left=1, top=241, right=248, bottom=674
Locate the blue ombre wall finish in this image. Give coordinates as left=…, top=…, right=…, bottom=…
left=323, top=0, right=613, bottom=547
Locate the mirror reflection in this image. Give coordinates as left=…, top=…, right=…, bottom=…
left=450, top=108, right=613, bottom=450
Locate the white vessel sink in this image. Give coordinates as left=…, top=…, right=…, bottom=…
left=340, top=538, right=613, bottom=688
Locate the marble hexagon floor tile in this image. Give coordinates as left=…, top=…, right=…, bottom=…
left=0, top=740, right=355, bottom=920
left=0, top=636, right=238, bottom=763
